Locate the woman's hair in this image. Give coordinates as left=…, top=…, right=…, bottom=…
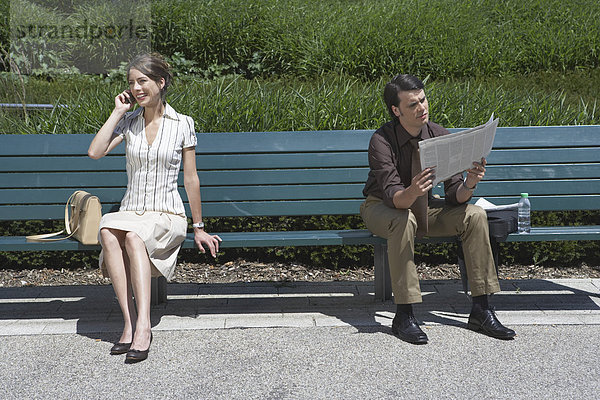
left=383, top=74, right=425, bottom=120
left=127, top=53, right=172, bottom=102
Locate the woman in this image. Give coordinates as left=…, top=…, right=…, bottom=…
left=88, top=53, right=221, bottom=363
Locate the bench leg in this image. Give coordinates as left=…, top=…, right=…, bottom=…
left=151, top=276, right=167, bottom=306
left=374, top=243, right=393, bottom=302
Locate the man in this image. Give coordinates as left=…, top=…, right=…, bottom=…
left=360, top=74, right=515, bottom=344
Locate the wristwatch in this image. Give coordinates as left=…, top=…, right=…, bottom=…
left=462, top=178, right=477, bottom=191
left=192, top=221, right=205, bottom=229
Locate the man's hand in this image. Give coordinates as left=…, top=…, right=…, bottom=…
left=465, top=157, right=486, bottom=189
left=392, top=167, right=435, bottom=209
left=409, top=167, right=435, bottom=197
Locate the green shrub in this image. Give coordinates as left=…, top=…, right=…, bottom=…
left=5, top=0, right=600, bottom=79
left=152, top=0, right=600, bottom=80
left=0, top=0, right=8, bottom=71
left=2, top=71, right=599, bottom=134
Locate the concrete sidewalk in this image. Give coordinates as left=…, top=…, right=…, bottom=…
left=1, top=278, right=599, bottom=336
left=1, top=278, right=599, bottom=399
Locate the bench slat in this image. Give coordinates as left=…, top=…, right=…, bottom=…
left=3, top=224, right=599, bottom=252
left=489, top=126, right=600, bottom=148
left=0, top=168, right=371, bottom=188
left=484, top=164, right=600, bottom=180
left=0, top=132, right=373, bottom=155
left=4, top=179, right=600, bottom=206
left=3, top=164, right=598, bottom=188
left=506, top=226, right=600, bottom=241
left=0, top=230, right=382, bottom=251
left=0, top=152, right=369, bottom=172
left=0, top=200, right=366, bottom=219
left=5, top=146, right=600, bottom=173
left=486, top=148, right=600, bottom=164
left=3, top=127, right=600, bottom=156
left=2, top=194, right=600, bottom=220
left=0, top=184, right=366, bottom=204
left=473, top=180, right=600, bottom=196
left=4, top=148, right=600, bottom=174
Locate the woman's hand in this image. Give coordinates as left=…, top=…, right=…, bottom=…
left=88, top=91, right=130, bottom=159
left=114, top=90, right=133, bottom=113
left=194, top=229, right=222, bottom=258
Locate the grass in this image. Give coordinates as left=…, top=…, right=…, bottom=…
left=1, top=70, right=598, bottom=135
left=3, top=0, right=600, bottom=79
left=151, top=0, right=600, bottom=79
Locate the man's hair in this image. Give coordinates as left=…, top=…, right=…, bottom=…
left=383, top=74, right=425, bottom=120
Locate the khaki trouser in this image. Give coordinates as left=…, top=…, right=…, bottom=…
left=360, top=195, right=500, bottom=304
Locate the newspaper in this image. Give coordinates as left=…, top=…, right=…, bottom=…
left=419, top=115, right=498, bottom=186
left=474, top=197, right=519, bottom=211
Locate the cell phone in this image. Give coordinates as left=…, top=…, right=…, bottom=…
left=124, top=90, right=136, bottom=104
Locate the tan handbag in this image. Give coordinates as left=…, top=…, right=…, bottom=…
left=26, top=190, right=102, bottom=245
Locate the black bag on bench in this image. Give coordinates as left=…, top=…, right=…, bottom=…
left=486, top=208, right=518, bottom=242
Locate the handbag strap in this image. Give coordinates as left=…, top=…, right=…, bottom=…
left=64, top=191, right=79, bottom=235
left=26, top=192, right=81, bottom=242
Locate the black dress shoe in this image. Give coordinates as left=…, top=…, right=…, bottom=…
left=125, top=333, right=153, bottom=364
left=392, top=314, right=428, bottom=344
left=468, top=307, right=516, bottom=340
left=110, top=342, right=131, bottom=355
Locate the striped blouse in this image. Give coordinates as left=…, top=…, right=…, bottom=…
left=114, top=103, right=197, bottom=216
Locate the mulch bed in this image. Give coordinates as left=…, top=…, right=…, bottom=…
left=1, top=260, right=599, bottom=288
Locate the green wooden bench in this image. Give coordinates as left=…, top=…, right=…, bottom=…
left=1, top=126, right=599, bottom=304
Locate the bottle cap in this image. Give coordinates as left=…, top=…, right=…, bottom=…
left=520, top=193, right=529, bottom=197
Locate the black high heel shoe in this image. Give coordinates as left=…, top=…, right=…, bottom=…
left=110, top=342, right=132, bottom=355
left=125, top=333, right=153, bottom=364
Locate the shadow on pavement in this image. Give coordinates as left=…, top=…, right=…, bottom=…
left=0, top=278, right=597, bottom=342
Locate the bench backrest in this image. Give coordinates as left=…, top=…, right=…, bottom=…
left=1, top=125, right=599, bottom=221
left=476, top=126, right=600, bottom=211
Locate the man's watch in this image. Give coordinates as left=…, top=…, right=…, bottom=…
left=192, top=221, right=205, bottom=229
left=462, top=178, right=477, bottom=191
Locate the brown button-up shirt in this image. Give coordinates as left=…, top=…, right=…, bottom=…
left=363, top=119, right=466, bottom=209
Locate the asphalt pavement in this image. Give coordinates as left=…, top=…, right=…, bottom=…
left=1, top=278, right=599, bottom=399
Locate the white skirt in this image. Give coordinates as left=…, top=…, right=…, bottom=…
left=98, top=211, right=188, bottom=281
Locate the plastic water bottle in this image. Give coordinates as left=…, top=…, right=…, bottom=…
left=518, top=193, right=531, bottom=234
